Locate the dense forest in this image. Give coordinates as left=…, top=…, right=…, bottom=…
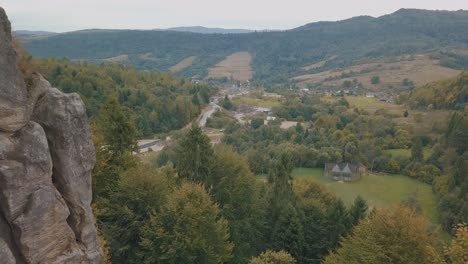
left=25, top=57, right=215, bottom=136
left=92, top=105, right=467, bottom=263
left=23, top=9, right=468, bottom=84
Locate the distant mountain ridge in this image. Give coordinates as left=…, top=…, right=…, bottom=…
left=161, top=26, right=254, bottom=34
left=23, top=8, right=468, bottom=84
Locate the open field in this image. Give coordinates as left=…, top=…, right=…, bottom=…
left=169, top=56, right=196, bottom=72
left=346, top=96, right=450, bottom=136
left=232, top=94, right=282, bottom=109
left=138, top=52, right=159, bottom=62
left=207, top=52, right=253, bottom=81
left=346, top=96, right=405, bottom=115
left=258, top=167, right=438, bottom=223
left=100, top=54, right=129, bottom=63
left=294, top=55, right=460, bottom=89
left=280, top=121, right=298, bottom=129
left=301, top=55, right=337, bottom=70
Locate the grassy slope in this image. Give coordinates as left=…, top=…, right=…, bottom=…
left=294, top=55, right=461, bottom=89
left=232, top=95, right=282, bottom=109
left=346, top=96, right=450, bottom=136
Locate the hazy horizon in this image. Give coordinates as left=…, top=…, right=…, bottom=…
left=3, top=0, right=467, bottom=32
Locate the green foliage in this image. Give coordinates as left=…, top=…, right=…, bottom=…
left=294, top=180, right=354, bottom=263
left=411, top=136, right=424, bottom=161
left=98, top=98, right=138, bottom=155
left=96, top=165, right=175, bottom=263
left=32, top=57, right=213, bottom=136
left=174, top=125, right=215, bottom=183
left=139, top=182, right=233, bottom=264
left=92, top=100, right=138, bottom=198
left=268, top=151, right=294, bottom=209
left=212, top=145, right=266, bottom=262
left=206, top=109, right=237, bottom=129
left=370, top=75, right=381, bottom=85
left=250, top=250, right=296, bottom=264
left=349, top=196, right=368, bottom=226
left=270, top=204, right=305, bottom=261
left=220, top=95, right=235, bottom=110
left=251, top=118, right=265, bottom=129
left=408, top=71, right=468, bottom=110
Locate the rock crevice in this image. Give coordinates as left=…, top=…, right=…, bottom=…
left=0, top=7, right=102, bottom=264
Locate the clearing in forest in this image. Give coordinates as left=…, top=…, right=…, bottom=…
left=207, top=52, right=253, bottom=81
left=259, top=168, right=438, bottom=223
left=100, top=54, right=129, bottom=63
left=169, top=56, right=196, bottom=72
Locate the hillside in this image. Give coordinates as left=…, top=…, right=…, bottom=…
left=407, top=71, right=468, bottom=110
left=22, top=9, right=468, bottom=85
left=27, top=57, right=215, bottom=136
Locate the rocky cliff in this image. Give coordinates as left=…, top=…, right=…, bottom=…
left=0, top=7, right=103, bottom=264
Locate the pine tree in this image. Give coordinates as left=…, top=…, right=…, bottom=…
left=270, top=204, right=305, bottom=261
left=349, top=196, right=368, bottom=226
left=174, top=124, right=214, bottom=184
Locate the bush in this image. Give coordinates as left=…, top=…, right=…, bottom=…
left=251, top=118, right=265, bottom=129
left=371, top=76, right=381, bottom=85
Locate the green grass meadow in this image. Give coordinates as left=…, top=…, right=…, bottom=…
left=259, top=167, right=438, bottom=224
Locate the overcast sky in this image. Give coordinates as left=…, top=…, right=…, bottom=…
left=2, top=0, right=467, bottom=32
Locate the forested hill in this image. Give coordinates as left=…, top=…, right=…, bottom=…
left=407, top=71, right=468, bottom=110
left=28, top=57, right=214, bottom=136
left=23, top=9, right=468, bottom=84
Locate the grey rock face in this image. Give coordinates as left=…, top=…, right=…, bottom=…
left=0, top=7, right=102, bottom=264
left=0, top=213, right=20, bottom=264
left=33, top=85, right=101, bottom=262
left=0, top=7, right=29, bottom=132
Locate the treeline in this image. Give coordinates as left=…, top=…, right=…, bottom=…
left=28, top=57, right=214, bottom=136
left=432, top=110, right=468, bottom=232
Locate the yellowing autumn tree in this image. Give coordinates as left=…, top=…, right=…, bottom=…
left=430, top=223, right=468, bottom=264
left=323, top=206, right=437, bottom=264
left=250, top=250, right=296, bottom=264
left=139, top=182, right=233, bottom=264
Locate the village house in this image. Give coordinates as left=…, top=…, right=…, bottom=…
left=323, top=163, right=366, bottom=182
